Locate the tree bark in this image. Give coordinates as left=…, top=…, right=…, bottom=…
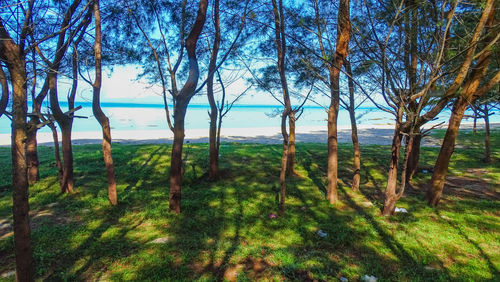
left=326, top=0, right=350, bottom=204
left=0, top=27, right=35, bottom=281
left=93, top=0, right=117, bottom=206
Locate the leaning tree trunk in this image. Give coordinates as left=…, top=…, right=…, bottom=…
left=93, top=0, right=117, bottom=206
left=427, top=97, right=468, bottom=206
left=382, top=121, right=403, bottom=215
left=286, top=111, right=296, bottom=176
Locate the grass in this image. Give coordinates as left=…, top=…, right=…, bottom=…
left=0, top=129, right=499, bottom=281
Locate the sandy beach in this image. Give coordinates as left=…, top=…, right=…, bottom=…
left=1, top=122, right=494, bottom=147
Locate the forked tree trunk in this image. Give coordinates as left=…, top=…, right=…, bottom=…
left=286, top=111, right=296, bottom=176
left=49, top=73, right=74, bottom=193
left=483, top=105, right=491, bottom=163
left=93, top=0, right=117, bottom=206
left=168, top=0, right=208, bottom=214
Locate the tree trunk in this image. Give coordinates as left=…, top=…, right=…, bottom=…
left=279, top=112, right=289, bottom=215
left=473, top=110, right=477, bottom=134
left=207, top=0, right=221, bottom=180
left=327, top=103, right=339, bottom=203
left=48, top=122, right=63, bottom=184
left=405, top=130, right=421, bottom=184
left=93, top=0, right=117, bottom=206
left=0, top=65, right=8, bottom=118
left=349, top=107, right=360, bottom=191
left=483, top=105, right=490, bottom=163
left=169, top=107, right=187, bottom=214
left=2, top=40, right=35, bottom=281
left=286, top=111, right=296, bottom=176
left=326, top=0, right=350, bottom=204
left=60, top=123, right=74, bottom=193
left=167, top=0, right=208, bottom=213
left=26, top=119, right=40, bottom=184
left=345, top=59, right=360, bottom=191
left=382, top=119, right=403, bottom=215
left=427, top=97, right=468, bottom=206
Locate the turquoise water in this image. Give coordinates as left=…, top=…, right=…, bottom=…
left=0, top=102, right=492, bottom=134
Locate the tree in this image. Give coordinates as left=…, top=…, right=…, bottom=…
left=169, top=0, right=209, bottom=213
left=204, top=0, right=249, bottom=180
left=29, top=0, right=91, bottom=192
left=427, top=0, right=500, bottom=206
left=93, top=0, right=118, bottom=205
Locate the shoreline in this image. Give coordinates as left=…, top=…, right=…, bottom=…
left=0, top=122, right=496, bottom=147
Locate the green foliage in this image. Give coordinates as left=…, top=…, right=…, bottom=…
left=0, top=130, right=498, bottom=280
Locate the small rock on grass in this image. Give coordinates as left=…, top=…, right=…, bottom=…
left=361, top=274, right=377, bottom=282
left=150, top=237, right=169, bottom=244
left=1, top=270, right=15, bottom=278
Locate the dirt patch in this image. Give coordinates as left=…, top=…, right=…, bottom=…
left=0, top=203, right=76, bottom=239
left=443, top=176, right=499, bottom=201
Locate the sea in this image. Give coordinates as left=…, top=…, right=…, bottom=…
left=0, top=102, right=494, bottom=134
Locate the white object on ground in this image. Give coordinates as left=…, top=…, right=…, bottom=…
left=340, top=277, right=348, bottom=282
left=361, top=274, right=378, bottom=282
left=317, top=230, right=327, bottom=238
left=394, top=207, right=408, bottom=213
left=150, top=237, right=169, bottom=244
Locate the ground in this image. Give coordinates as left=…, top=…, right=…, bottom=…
left=0, top=129, right=498, bottom=281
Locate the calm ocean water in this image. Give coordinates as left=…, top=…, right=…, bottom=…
left=0, top=102, right=492, bottom=134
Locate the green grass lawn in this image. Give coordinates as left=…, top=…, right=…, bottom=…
left=0, top=129, right=499, bottom=281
